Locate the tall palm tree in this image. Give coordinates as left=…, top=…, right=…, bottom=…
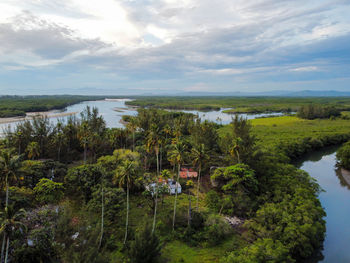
left=114, top=159, right=140, bottom=244
left=26, top=142, right=40, bottom=160
left=186, top=180, right=194, bottom=227
left=126, top=118, right=138, bottom=151
left=53, top=121, right=65, bottom=162
left=191, top=143, right=209, bottom=211
left=78, top=122, right=90, bottom=165
left=0, top=149, right=21, bottom=207
left=0, top=205, right=26, bottom=263
left=167, top=140, right=186, bottom=231
left=146, top=124, right=162, bottom=234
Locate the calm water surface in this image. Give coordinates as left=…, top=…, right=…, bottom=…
left=0, top=99, right=287, bottom=134
left=298, top=147, right=350, bottom=262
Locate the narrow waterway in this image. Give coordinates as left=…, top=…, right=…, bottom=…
left=297, top=146, right=350, bottom=262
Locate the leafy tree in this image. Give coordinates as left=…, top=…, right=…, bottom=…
left=65, top=164, right=104, bottom=203
left=211, top=164, right=258, bottom=217
left=19, top=160, right=45, bottom=188
left=129, top=223, right=162, bottom=263
left=33, top=178, right=64, bottom=204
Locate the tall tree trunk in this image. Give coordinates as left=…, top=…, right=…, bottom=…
left=1, top=233, right=6, bottom=263
left=98, top=186, right=104, bottom=250
left=5, top=174, right=9, bottom=207
left=132, top=131, right=135, bottom=151
left=124, top=181, right=129, bottom=245
left=58, top=142, right=61, bottom=162
left=152, top=150, right=159, bottom=234
left=4, top=236, right=9, bottom=263
left=196, top=167, right=201, bottom=211
left=83, top=143, right=87, bottom=165
left=160, top=147, right=162, bottom=171
left=188, top=190, right=192, bottom=227
left=172, top=164, right=181, bottom=231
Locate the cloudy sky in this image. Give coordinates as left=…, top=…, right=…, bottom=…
left=0, top=0, right=349, bottom=95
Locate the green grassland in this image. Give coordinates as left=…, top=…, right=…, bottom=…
left=220, top=115, right=350, bottom=159
left=126, top=96, right=350, bottom=113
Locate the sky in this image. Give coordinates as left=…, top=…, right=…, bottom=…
left=0, top=0, right=349, bottom=95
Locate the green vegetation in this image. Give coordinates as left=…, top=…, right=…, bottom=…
left=297, top=104, right=341, bottom=119
left=0, top=95, right=108, bottom=118
left=220, top=115, right=350, bottom=160
left=2, top=102, right=347, bottom=262
left=336, top=141, right=350, bottom=170
left=126, top=96, right=350, bottom=113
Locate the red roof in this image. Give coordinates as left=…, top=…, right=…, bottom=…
left=179, top=168, right=197, bottom=178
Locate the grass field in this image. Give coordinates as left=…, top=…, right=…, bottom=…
left=220, top=115, right=350, bottom=158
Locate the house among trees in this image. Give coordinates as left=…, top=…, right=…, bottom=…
left=146, top=179, right=182, bottom=195
left=179, top=167, right=198, bottom=179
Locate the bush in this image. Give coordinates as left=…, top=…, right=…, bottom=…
left=205, top=214, right=232, bottom=246
left=33, top=178, right=64, bottom=204
left=336, top=141, right=350, bottom=169
left=129, top=224, right=162, bottom=263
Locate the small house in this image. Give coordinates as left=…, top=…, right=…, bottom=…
left=168, top=179, right=182, bottom=194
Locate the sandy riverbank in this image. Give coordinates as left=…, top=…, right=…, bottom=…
left=341, top=168, right=350, bottom=186
left=0, top=111, right=78, bottom=125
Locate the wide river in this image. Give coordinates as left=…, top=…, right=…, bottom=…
left=0, top=99, right=285, bottom=134
left=297, top=146, right=350, bottom=262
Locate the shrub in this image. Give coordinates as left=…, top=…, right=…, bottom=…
left=33, top=178, right=64, bottom=204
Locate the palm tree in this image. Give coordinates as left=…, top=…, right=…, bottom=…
left=53, top=121, right=65, bottom=162
left=146, top=124, right=162, bottom=234
left=167, top=140, right=186, bottom=231
left=191, top=144, right=209, bottom=211
left=114, top=159, right=140, bottom=244
left=126, top=118, right=138, bottom=151
left=0, top=149, right=21, bottom=207
left=159, top=169, right=172, bottom=206
left=78, top=122, right=90, bottom=165
left=230, top=137, right=243, bottom=164
left=26, top=142, right=40, bottom=160
left=0, top=205, right=26, bottom=263
left=186, top=180, right=194, bottom=227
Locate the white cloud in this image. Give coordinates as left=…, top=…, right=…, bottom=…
left=0, top=0, right=350, bottom=93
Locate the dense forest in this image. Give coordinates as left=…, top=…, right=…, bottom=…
left=0, top=96, right=114, bottom=118
left=1, top=102, right=350, bottom=262
left=126, top=96, right=350, bottom=114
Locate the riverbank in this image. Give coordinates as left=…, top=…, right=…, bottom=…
left=340, top=168, right=350, bottom=186
left=0, top=111, right=78, bottom=124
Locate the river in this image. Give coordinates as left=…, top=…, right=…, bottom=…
left=297, top=146, right=350, bottom=262
left=0, top=99, right=287, bottom=135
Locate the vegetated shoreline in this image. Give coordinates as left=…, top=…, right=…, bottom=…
left=125, top=96, right=350, bottom=114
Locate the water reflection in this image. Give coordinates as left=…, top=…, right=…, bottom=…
left=299, top=148, right=350, bottom=262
